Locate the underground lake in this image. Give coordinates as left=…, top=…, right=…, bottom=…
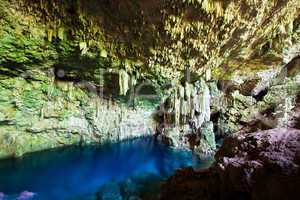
left=1, top=1, right=299, bottom=199
left=0, top=137, right=213, bottom=200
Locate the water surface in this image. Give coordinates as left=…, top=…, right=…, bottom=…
left=0, top=137, right=213, bottom=200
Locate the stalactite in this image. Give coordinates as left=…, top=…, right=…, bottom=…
left=174, top=95, right=180, bottom=126
left=58, top=27, right=64, bottom=40
left=178, top=85, right=185, bottom=124
left=184, top=82, right=191, bottom=103
left=96, top=98, right=100, bottom=118
left=40, top=107, right=44, bottom=119
left=47, top=29, right=53, bottom=42
left=190, top=85, right=196, bottom=119
left=205, top=68, right=211, bottom=81
left=196, top=79, right=211, bottom=128
left=165, top=78, right=212, bottom=128
left=119, top=69, right=129, bottom=96
left=178, top=84, right=185, bottom=98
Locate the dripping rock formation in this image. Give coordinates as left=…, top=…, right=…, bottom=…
left=0, top=0, right=299, bottom=160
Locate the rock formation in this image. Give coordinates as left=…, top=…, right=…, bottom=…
left=0, top=0, right=299, bottom=159
left=155, top=78, right=216, bottom=155
left=0, top=72, right=156, bottom=158
left=0, top=1, right=299, bottom=200
left=160, top=128, right=300, bottom=200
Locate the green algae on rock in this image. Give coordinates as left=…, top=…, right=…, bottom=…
left=0, top=0, right=300, bottom=159
left=0, top=73, right=158, bottom=159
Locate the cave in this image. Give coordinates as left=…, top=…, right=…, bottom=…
left=0, top=0, right=299, bottom=200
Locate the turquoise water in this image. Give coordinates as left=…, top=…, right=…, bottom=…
left=0, top=137, right=213, bottom=200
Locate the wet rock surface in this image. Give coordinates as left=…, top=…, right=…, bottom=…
left=160, top=128, right=300, bottom=200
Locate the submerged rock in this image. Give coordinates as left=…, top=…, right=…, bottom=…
left=16, top=191, right=35, bottom=200
left=160, top=128, right=300, bottom=200
left=97, top=182, right=123, bottom=200
left=0, top=193, right=4, bottom=200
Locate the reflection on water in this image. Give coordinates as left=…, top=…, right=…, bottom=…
left=0, top=137, right=213, bottom=200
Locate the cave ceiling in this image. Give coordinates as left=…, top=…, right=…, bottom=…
left=0, top=0, right=299, bottom=82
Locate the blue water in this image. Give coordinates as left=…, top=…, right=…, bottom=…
left=0, top=137, right=213, bottom=200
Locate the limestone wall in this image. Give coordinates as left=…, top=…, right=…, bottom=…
left=0, top=72, right=157, bottom=159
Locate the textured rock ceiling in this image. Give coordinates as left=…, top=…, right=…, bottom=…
left=3, top=0, right=300, bottom=81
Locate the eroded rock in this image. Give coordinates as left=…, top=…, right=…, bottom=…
left=160, top=128, right=300, bottom=200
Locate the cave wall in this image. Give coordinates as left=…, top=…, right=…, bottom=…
left=0, top=71, right=156, bottom=158
left=0, top=0, right=299, bottom=158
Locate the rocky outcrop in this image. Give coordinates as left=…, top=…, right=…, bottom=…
left=155, top=78, right=216, bottom=155
left=160, top=128, right=300, bottom=200
left=215, top=63, right=300, bottom=137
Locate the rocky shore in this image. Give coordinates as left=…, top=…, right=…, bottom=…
left=160, top=128, right=300, bottom=200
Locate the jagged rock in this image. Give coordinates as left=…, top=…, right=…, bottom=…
left=160, top=128, right=300, bottom=200
left=216, top=69, right=300, bottom=136
left=156, top=127, right=188, bottom=148
left=207, top=81, right=222, bottom=113
left=283, top=43, right=300, bottom=64
left=217, top=80, right=240, bottom=94
left=288, top=94, right=300, bottom=129
left=195, top=121, right=216, bottom=155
